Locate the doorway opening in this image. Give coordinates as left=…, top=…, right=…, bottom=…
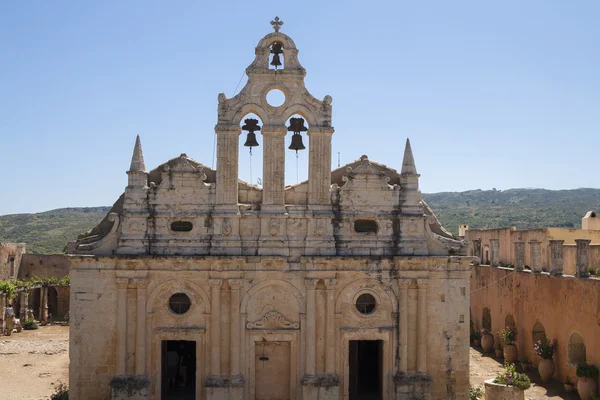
left=349, top=340, right=383, bottom=400
left=162, top=340, right=196, bottom=400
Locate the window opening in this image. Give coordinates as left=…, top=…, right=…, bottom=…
left=171, top=221, right=193, bottom=232
left=169, top=293, right=191, bottom=315
left=356, top=293, right=376, bottom=315
left=568, top=333, right=586, bottom=365
left=266, top=89, right=285, bottom=107
left=354, top=220, right=378, bottom=234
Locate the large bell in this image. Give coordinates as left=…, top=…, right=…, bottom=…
left=270, top=54, right=282, bottom=68
left=289, top=133, right=305, bottom=152
left=244, top=132, right=259, bottom=148
left=242, top=118, right=261, bottom=153
left=270, top=42, right=283, bottom=68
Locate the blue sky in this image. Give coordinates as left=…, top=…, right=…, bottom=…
left=1, top=1, right=599, bottom=215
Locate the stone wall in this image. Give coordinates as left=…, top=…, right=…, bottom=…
left=563, top=244, right=600, bottom=275
left=470, top=265, right=600, bottom=384
left=0, top=242, right=26, bottom=280
left=18, top=254, right=70, bottom=280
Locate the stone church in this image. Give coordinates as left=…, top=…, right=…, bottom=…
left=68, top=19, right=473, bottom=400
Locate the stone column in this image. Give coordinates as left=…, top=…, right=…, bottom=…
left=307, top=127, right=334, bottom=205
left=38, top=287, right=44, bottom=322
left=514, top=242, right=525, bottom=271
left=209, top=279, right=223, bottom=376
left=19, top=291, right=29, bottom=320
left=116, top=278, right=129, bottom=375
left=398, top=279, right=410, bottom=374
left=0, top=293, right=5, bottom=329
left=215, top=125, right=240, bottom=205
left=229, top=279, right=243, bottom=379
left=261, top=126, right=286, bottom=207
left=324, top=278, right=336, bottom=375
left=576, top=239, right=591, bottom=278
left=41, top=286, right=48, bottom=322
left=529, top=240, right=542, bottom=273
left=472, top=240, right=481, bottom=264
left=416, top=279, right=428, bottom=373
left=549, top=240, right=565, bottom=276
left=489, top=239, right=499, bottom=266
left=133, top=279, right=148, bottom=375
left=304, top=279, right=318, bottom=378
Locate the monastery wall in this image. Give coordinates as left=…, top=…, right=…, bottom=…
left=18, top=254, right=70, bottom=280
left=471, top=265, right=599, bottom=384
left=0, top=242, right=26, bottom=280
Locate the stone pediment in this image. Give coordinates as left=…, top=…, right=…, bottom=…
left=338, top=158, right=395, bottom=192
left=166, top=155, right=201, bottom=173
left=246, top=311, right=300, bottom=330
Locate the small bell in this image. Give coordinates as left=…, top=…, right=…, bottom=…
left=289, top=133, right=305, bottom=152
left=242, top=118, right=261, bottom=153
left=288, top=117, right=307, bottom=153
left=270, top=42, right=283, bottom=68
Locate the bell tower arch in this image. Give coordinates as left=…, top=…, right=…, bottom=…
left=214, top=18, right=334, bottom=209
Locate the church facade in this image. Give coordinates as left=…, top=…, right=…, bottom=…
left=69, top=19, right=473, bottom=400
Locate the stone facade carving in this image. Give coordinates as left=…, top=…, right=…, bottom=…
left=68, top=19, right=473, bottom=400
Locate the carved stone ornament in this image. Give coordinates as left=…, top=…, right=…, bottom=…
left=246, top=311, right=300, bottom=330
left=269, top=218, right=280, bottom=236
left=314, top=220, right=326, bottom=237
left=222, top=218, right=232, bottom=236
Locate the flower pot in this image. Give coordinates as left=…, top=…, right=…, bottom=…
left=495, top=349, right=503, bottom=358
left=481, top=333, right=494, bottom=353
left=16, top=325, right=22, bottom=333
left=474, top=339, right=481, bottom=347
left=577, top=377, right=597, bottom=400
left=564, top=383, right=574, bottom=393
left=484, top=379, right=525, bottom=400
left=503, top=344, right=518, bottom=363
left=5, top=328, right=12, bottom=336
left=538, top=358, right=554, bottom=382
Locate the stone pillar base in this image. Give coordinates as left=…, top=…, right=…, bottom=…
left=205, top=376, right=244, bottom=400
left=109, top=375, right=149, bottom=400
left=394, top=373, right=432, bottom=400
left=302, top=374, right=340, bottom=400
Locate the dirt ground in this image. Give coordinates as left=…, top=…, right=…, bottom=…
left=0, top=328, right=582, bottom=399
left=470, top=346, right=579, bottom=399
left=0, top=325, right=69, bottom=400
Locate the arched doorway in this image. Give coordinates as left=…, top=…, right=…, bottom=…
left=482, top=308, right=492, bottom=332
left=47, top=287, right=58, bottom=320
left=568, top=333, right=586, bottom=366
left=505, top=314, right=516, bottom=329
left=532, top=321, right=546, bottom=346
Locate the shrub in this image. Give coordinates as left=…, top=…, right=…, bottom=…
left=50, top=382, right=68, bottom=400
left=23, top=319, right=38, bottom=330
left=498, top=326, right=518, bottom=344
left=577, top=364, right=599, bottom=380
left=589, top=267, right=596, bottom=276
left=469, top=384, right=483, bottom=400
left=534, top=338, right=557, bottom=359
left=493, top=362, right=531, bottom=390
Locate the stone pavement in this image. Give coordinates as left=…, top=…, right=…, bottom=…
left=469, top=346, right=580, bottom=399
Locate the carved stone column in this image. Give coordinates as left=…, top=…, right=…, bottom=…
left=133, top=278, right=148, bottom=375
left=529, top=240, right=542, bottom=273
left=576, top=239, right=591, bottom=278
left=229, top=279, right=243, bottom=380
left=19, top=291, right=29, bottom=320
left=115, top=278, right=129, bottom=375
left=398, top=279, right=410, bottom=374
left=549, top=240, right=565, bottom=276
left=42, top=286, right=48, bottom=322
left=262, top=126, right=286, bottom=207
left=307, top=127, right=334, bottom=205
left=489, top=239, right=499, bottom=266
left=416, top=279, right=428, bottom=374
left=209, top=279, right=223, bottom=377
left=472, top=240, right=481, bottom=264
left=514, top=242, right=525, bottom=271
left=324, top=278, right=336, bottom=375
left=215, top=125, right=240, bottom=206
left=304, top=279, right=318, bottom=378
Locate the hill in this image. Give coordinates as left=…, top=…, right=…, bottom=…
left=1, top=188, right=599, bottom=253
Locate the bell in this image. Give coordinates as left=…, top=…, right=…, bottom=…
left=288, top=133, right=305, bottom=151
left=244, top=132, right=259, bottom=148
left=288, top=117, right=308, bottom=133
left=270, top=53, right=282, bottom=68
left=270, top=42, right=283, bottom=68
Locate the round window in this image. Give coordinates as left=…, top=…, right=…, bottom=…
left=355, top=293, right=376, bottom=315
left=169, top=293, right=191, bottom=314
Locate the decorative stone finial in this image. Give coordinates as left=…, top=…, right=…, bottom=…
left=401, top=138, right=417, bottom=175
left=270, top=16, right=283, bottom=32
left=129, top=135, right=146, bottom=172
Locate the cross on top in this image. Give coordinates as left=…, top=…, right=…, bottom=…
left=270, top=16, right=283, bottom=32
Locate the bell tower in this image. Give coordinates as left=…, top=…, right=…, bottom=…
left=214, top=18, right=334, bottom=209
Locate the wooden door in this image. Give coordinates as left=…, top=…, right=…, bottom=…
left=255, top=341, right=291, bottom=400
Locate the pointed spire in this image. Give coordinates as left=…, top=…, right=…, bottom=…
left=401, top=138, right=417, bottom=175
left=129, top=135, right=146, bottom=172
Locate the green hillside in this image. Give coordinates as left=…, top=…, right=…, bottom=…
left=1, top=188, right=599, bottom=253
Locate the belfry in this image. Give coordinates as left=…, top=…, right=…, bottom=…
left=68, top=18, right=473, bottom=400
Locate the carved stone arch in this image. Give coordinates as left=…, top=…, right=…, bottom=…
left=231, top=103, right=272, bottom=126
left=532, top=320, right=546, bottom=345
left=257, top=32, right=298, bottom=52
left=504, top=313, right=516, bottom=329
left=335, top=278, right=398, bottom=314
left=146, top=279, right=210, bottom=315
left=568, top=332, right=586, bottom=365
left=281, top=103, right=318, bottom=127
left=240, top=279, right=305, bottom=317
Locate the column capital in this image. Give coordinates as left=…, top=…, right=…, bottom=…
left=529, top=239, right=540, bottom=244
left=398, top=279, right=411, bottom=289
left=575, top=239, right=592, bottom=245
left=228, top=279, right=243, bottom=290
left=305, top=278, right=318, bottom=290
left=416, top=279, right=428, bottom=289
left=116, top=278, right=130, bottom=289
left=130, top=278, right=149, bottom=289
left=324, top=278, right=336, bottom=289
left=208, top=278, right=223, bottom=288
left=549, top=239, right=565, bottom=245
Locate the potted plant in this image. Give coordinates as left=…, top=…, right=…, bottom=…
left=534, top=338, right=557, bottom=382
left=27, top=309, right=34, bottom=321
left=481, top=328, right=495, bottom=353
left=498, top=326, right=518, bottom=363
left=495, top=344, right=503, bottom=358
left=576, top=363, right=599, bottom=400
left=472, top=331, right=482, bottom=347
left=564, top=376, right=574, bottom=393
left=484, top=362, right=531, bottom=400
